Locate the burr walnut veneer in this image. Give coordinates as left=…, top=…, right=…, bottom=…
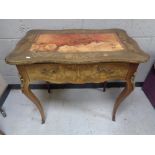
left=5, top=29, right=149, bottom=123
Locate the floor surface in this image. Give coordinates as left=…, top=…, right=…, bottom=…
left=0, top=88, right=155, bottom=135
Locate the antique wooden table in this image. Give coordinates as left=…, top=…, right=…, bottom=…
left=5, top=29, right=149, bottom=123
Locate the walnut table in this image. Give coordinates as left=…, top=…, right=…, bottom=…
left=5, top=29, right=149, bottom=123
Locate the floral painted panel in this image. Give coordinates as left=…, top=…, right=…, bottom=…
left=30, top=33, right=124, bottom=53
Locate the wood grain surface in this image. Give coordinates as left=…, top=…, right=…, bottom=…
left=24, top=62, right=129, bottom=84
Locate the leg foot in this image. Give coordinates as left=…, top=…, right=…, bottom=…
left=47, top=82, right=51, bottom=94
left=0, top=108, right=7, bottom=117
left=112, top=115, right=115, bottom=121
left=48, top=89, right=51, bottom=94
left=42, top=119, right=45, bottom=124
left=103, top=82, right=108, bottom=92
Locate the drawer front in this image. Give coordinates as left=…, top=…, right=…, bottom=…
left=25, top=63, right=129, bottom=84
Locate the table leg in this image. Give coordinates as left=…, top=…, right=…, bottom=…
left=21, top=80, right=45, bottom=124
left=17, top=66, right=45, bottom=124
left=112, top=79, right=134, bottom=121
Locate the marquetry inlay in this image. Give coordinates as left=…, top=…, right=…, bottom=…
left=30, top=33, right=124, bottom=53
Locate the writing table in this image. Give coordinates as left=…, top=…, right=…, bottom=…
left=6, top=29, right=149, bottom=123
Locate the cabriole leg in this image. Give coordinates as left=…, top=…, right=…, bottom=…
left=112, top=79, right=134, bottom=121
left=17, top=66, right=45, bottom=124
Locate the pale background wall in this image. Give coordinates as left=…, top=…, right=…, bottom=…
left=0, top=19, right=155, bottom=84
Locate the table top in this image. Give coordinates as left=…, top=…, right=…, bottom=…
left=5, top=29, right=149, bottom=65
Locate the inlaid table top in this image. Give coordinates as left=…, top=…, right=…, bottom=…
left=6, top=29, right=149, bottom=65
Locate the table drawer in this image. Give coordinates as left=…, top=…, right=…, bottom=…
left=25, top=63, right=129, bottom=84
